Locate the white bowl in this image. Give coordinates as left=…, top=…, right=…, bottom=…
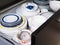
left=49, top=1, right=60, bottom=12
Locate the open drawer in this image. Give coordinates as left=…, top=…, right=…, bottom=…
left=32, top=10, right=60, bottom=45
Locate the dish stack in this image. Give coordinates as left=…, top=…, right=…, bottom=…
left=0, top=14, right=27, bottom=37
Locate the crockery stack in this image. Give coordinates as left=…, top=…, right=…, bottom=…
left=0, top=14, right=27, bottom=38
